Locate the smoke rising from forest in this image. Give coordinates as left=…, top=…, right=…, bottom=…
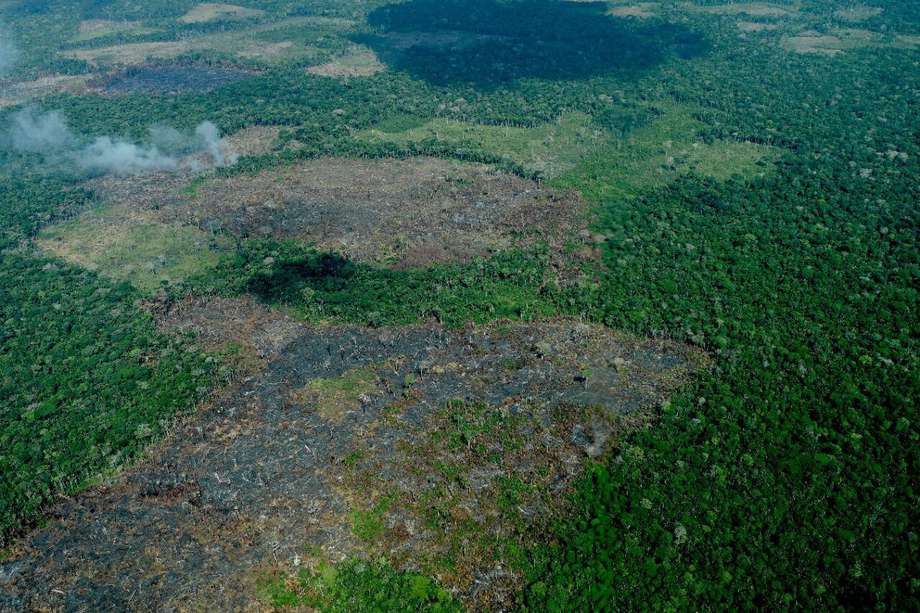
left=5, top=107, right=233, bottom=176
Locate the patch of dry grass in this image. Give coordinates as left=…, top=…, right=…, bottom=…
left=608, top=3, right=659, bottom=19
left=178, top=3, right=264, bottom=24
left=307, top=47, right=385, bottom=78
left=37, top=208, right=232, bottom=294
left=74, top=19, right=155, bottom=42
left=62, top=18, right=324, bottom=66
left=781, top=28, right=883, bottom=55
left=687, top=2, right=795, bottom=18
left=0, top=74, right=95, bottom=108
left=66, top=41, right=192, bottom=66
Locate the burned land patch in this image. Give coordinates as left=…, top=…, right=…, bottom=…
left=174, top=157, right=585, bottom=268
left=149, top=295, right=306, bottom=375
left=0, top=318, right=705, bottom=610
left=99, top=64, right=255, bottom=95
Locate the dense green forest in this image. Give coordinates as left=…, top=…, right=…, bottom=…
left=0, top=0, right=917, bottom=610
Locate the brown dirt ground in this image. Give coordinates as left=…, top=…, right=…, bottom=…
left=0, top=305, right=706, bottom=611
left=79, top=156, right=587, bottom=271
left=170, top=157, right=586, bottom=269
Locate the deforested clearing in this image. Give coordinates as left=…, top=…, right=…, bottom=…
left=0, top=316, right=705, bottom=610
left=173, top=157, right=586, bottom=268
left=307, top=47, right=386, bottom=78
left=178, top=3, right=265, bottom=24
left=607, top=3, right=659, bottom=19
left=688, top=2, right=795, bottom=18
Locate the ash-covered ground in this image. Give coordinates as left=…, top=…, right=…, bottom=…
left=0, top=300, right=704, bottom=610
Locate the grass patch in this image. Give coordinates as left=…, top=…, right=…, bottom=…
left=552, top=101, right=780, bottom=200
left=72, top=20, right=156, bottom=43
left=350, top=494, right=396, bottom=544
left=307, top=46, right=385, bottom=78
left=291, top=366, right=380, bottom=422
left=358, top=112, right=608, bottom=178
left=178, top=3, right=265, bottom=24
left=38, top=210, right=232, bottom=294
left=258, top=558, right=459, bottom=611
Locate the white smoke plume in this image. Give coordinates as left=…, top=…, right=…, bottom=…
left=5, top=107, right=234, bottom=176
left=9, top=108, right=74, bottom=152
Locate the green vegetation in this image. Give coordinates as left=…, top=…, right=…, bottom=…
left=293, top=365, right=380, bottom=421
left=258, top=558, right=459, bottom=612
left=350, top=495, right=396, bottom=543
left=552, top=102, right=780, bottom=200
left=197, top=239, right=557, bottom=327
left=358, top=112, right=608, bottom=178
left=38, top=211, right=232, bottom=294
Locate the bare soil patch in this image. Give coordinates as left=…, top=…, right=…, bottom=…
left=150, top=295, right=306, bottom=373
left=64, top=38, right=303, bottom=67
left=780, top=28, right=883, bottom=55
left=221, top=124, right=281, bottom=158
left=171, top=157, right=585, bottom=268
left=0, top=318, right=705, bottom=610
left=74, top=19, right=154, bottom=42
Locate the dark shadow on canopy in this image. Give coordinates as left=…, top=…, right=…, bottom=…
left=356, top=0, right=707, bottom=87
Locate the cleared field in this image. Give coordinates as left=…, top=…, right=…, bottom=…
left=176, top=157, right=585, bottom=268
left=0, top=74, right=95, bottom=109
left=608, top=3, right=659, bottom=19
left=178, top=3, right=265, bottom=24
left=1, top=315, right=705, bottom=610
left=834, top=6, right=884, bottom=22
left=73, top=19, right=155, bottom=43
left=100, top=64, right=254, bottom=94
left=686, top=2, right=796, bottom=18
left=553, top=102, right=780, bottom=200
left=33, top=126, right=280, bottom=293
left=37, top=208, right=232, bottom=293
left=307, top=46, right=385, bottom=78
left=62, top=17, right=332, bottom=67
left=780, top=28, right=906, bottom=54
left=358, top=112, right=609, bottom=178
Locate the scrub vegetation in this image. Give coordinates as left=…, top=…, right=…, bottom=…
left=0, top=0, right=917, bottom=610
